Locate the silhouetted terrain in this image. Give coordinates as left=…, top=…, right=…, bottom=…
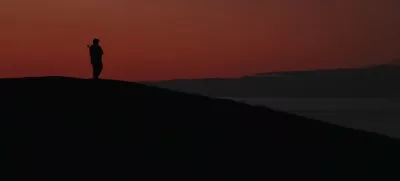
left=2, top=77, right=400, bottom=180
left=144, top=64, right=400, bottom=98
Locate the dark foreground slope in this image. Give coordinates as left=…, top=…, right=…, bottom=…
left=1, top=77, right=400, bottom=180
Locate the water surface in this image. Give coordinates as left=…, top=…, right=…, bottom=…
left=222, top=97, right=400, bottom=139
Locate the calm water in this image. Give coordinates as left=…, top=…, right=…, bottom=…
left=221, top=97, right=400, bottom=139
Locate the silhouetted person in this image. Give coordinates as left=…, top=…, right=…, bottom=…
left=88, top=38, right=104, bottom=79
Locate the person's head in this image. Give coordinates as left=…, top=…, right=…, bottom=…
left=93, top=38, right=100, bottom=45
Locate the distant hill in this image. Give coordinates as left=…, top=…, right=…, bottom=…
left=144, top=63, right=400, bottom=98
left=1, top=76, right=400, bottom=180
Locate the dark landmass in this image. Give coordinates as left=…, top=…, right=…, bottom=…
left=2, top=77, right=400, bottom=180
left=144, top=63, right=400, bottom=98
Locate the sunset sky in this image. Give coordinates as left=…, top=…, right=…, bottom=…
left=1, top=0, right=400, bottom=81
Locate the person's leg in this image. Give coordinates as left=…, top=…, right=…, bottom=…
left=93, top=63, right=103, bottom=79
left=92, top=64, right=97, bottom=79
left=97, top=63, right=103, bottom=79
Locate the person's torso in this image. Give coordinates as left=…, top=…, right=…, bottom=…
left=89, top=45, right=102, bottom=58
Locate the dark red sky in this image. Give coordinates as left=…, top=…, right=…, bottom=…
left=1, top=0, right=400, bottom=81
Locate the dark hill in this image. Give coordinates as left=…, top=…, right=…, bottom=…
left=1, top=77, right=400, bottom=180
